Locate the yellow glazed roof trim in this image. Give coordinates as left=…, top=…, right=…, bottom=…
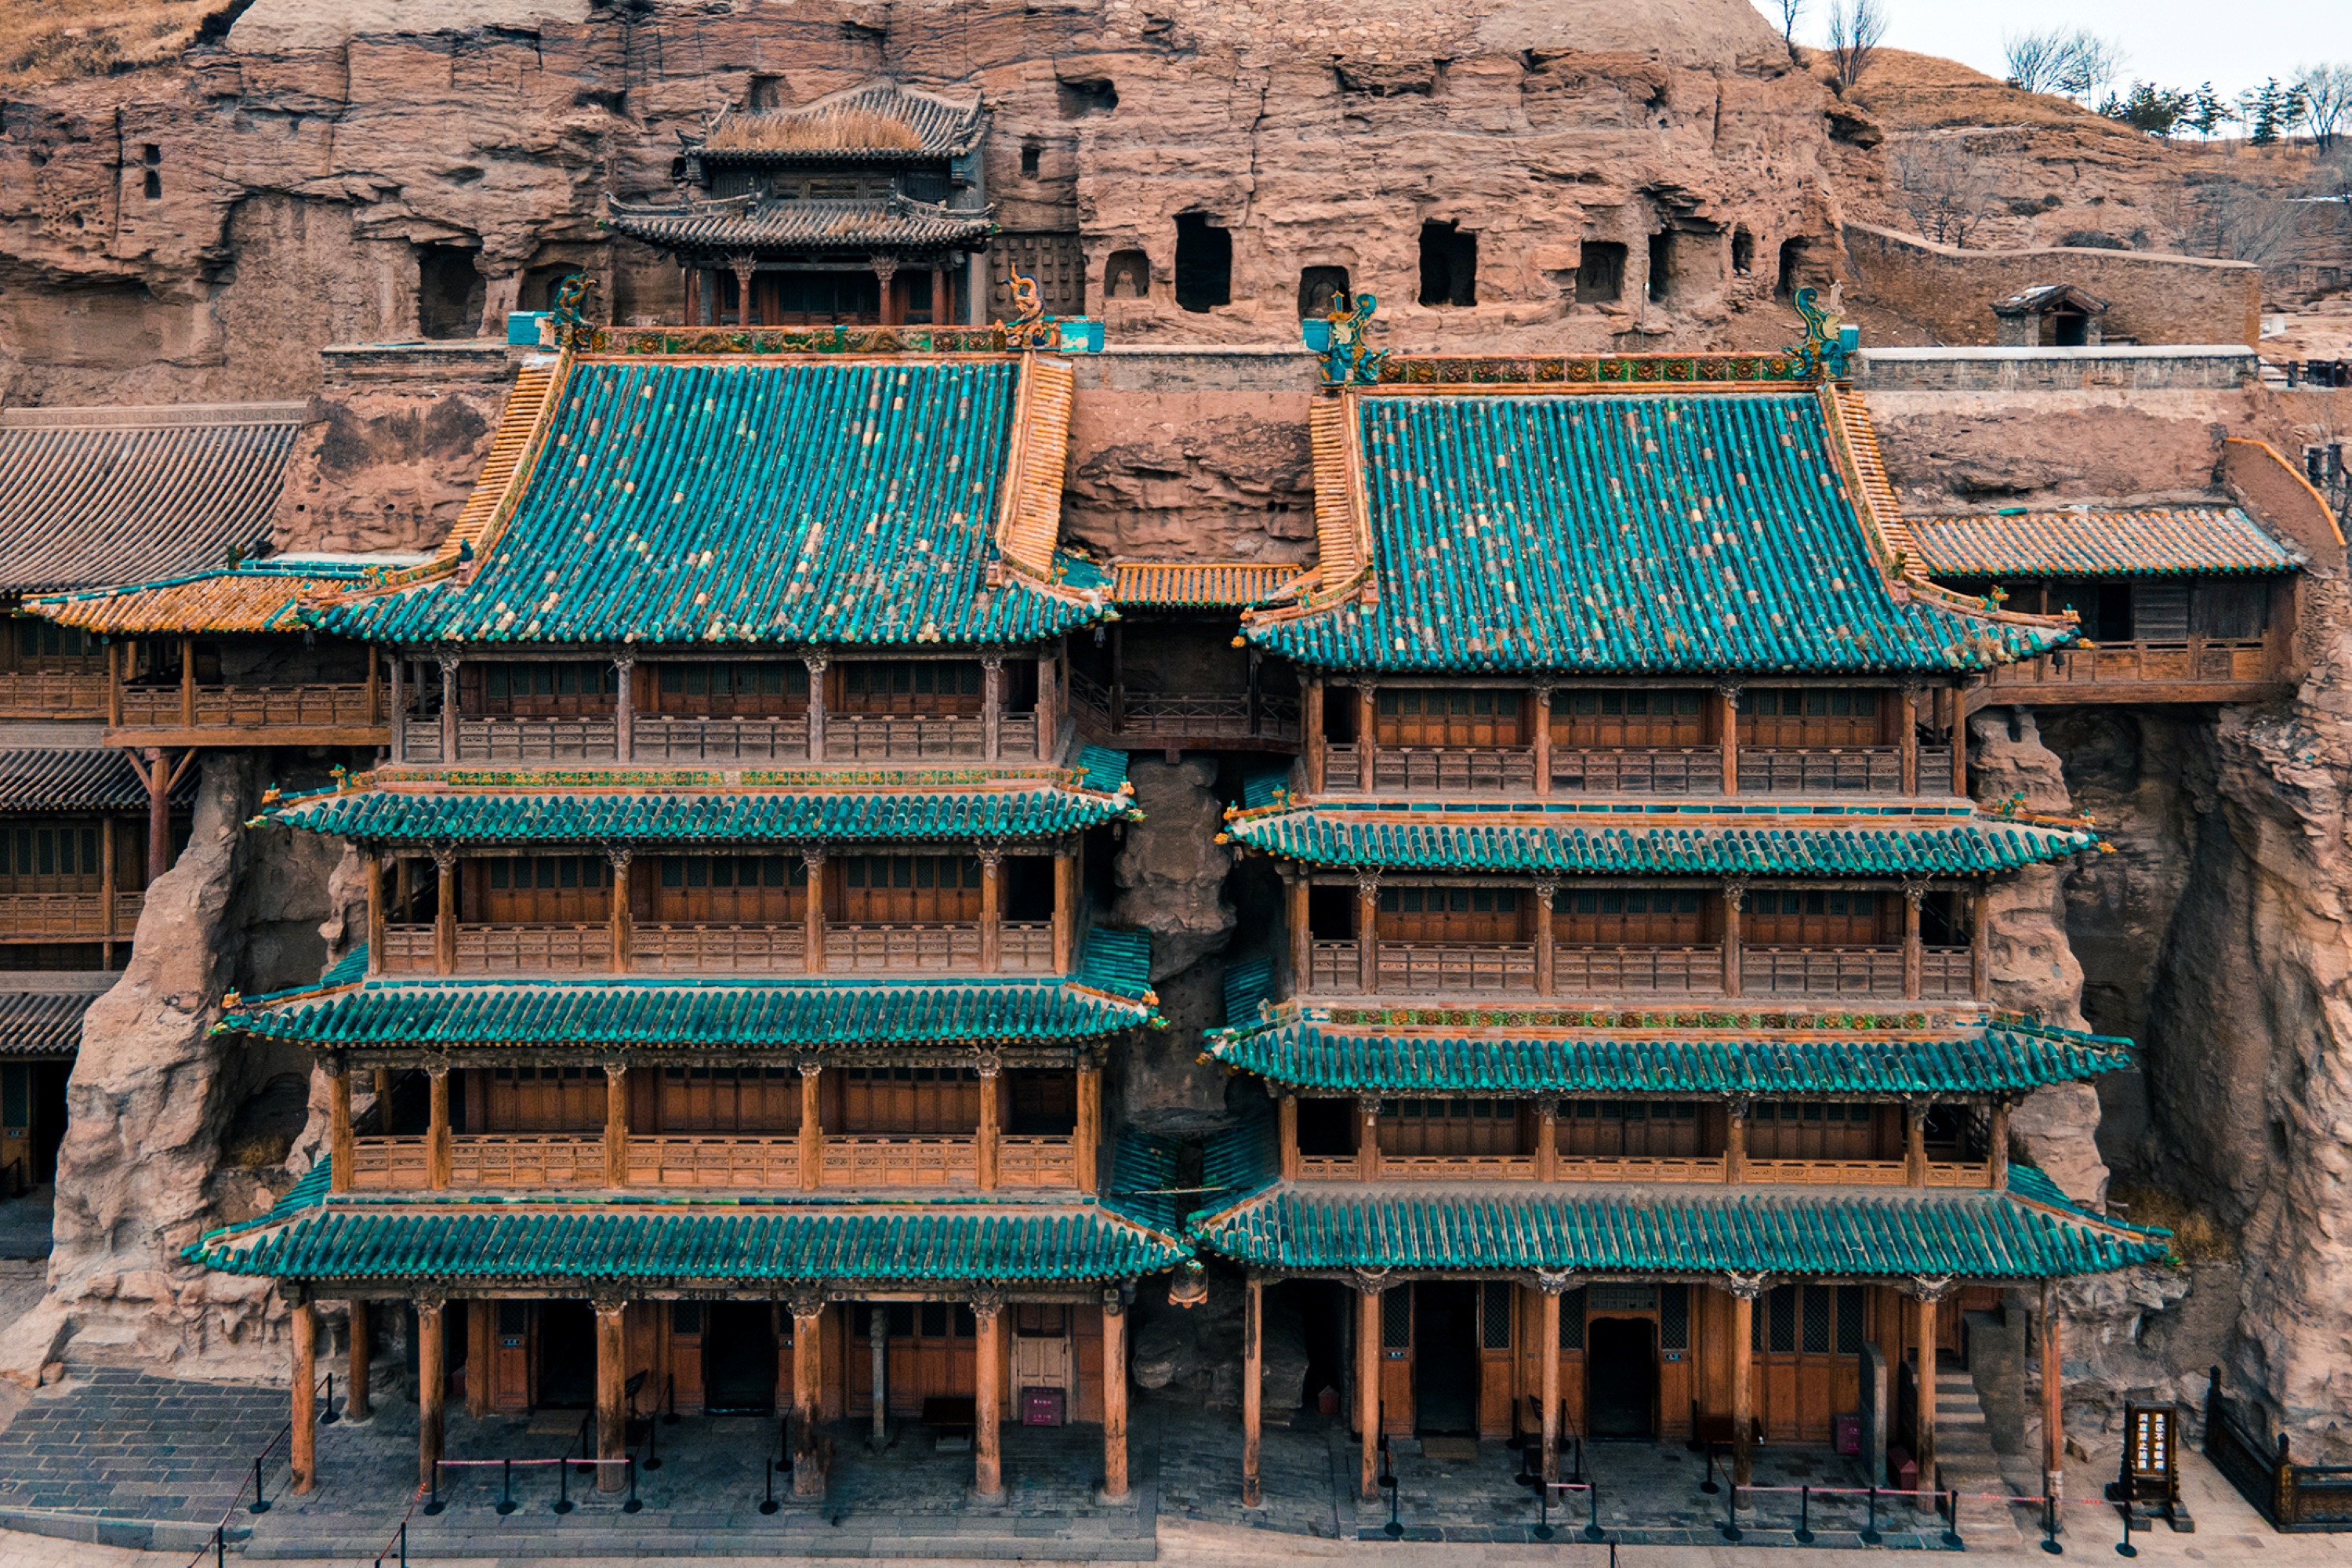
left=1107, top=561, right=1305, bottom=607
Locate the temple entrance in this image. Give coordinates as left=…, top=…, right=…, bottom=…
left=702, top=1302, right=777, bottom=1414
left=1586, top=1317, right=1657, bottom=1439
left=1412, top=1283, right=1479, bottom=1436
left=535, top=1301, right=597, bottom=1409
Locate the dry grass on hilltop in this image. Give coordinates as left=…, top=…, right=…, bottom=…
left=709, top=107, right=924, bottom=154
left=0, top=0, right=223, bottom=90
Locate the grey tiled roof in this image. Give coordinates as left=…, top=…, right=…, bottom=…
left=0, top=989, right=100, bottom=1057
left=601, top=194, right=996, bottom=256
left=698, top=81, right=987, bottom=164
left=0, top=749, right=192, bottom=812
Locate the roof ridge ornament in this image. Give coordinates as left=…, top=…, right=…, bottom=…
left=1312, top=293, right=1388, bottom=387
left=1784, top=285, right=1854, bottom=380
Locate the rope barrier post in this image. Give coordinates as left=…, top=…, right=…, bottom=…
left=1860, top=1483, right=1882, bottom=1546
left=249, top=1455, right=271, bottom=1514
left=775, top=1413, right=792, bottom=1474
left=554, top=1454, right=573, bottom=1515
left=322, top=1372, right=338, bottom=1426
left=1794, top=1484, right=1815, bottom=1546
left=1699, top=1444, right=1720, bottom=1496
left=1943, top=1486, right=1963, bottom=1550
left=215, top=1523, right=226, bottom=1568
left=623, top=1455, right=643, bottom=1515
left=400, top=1519, right=408, bottom=1568
left=2042, top=1494, right=2063, bottom=1555
left=1583, top=1479, right=1606, bottom=1543
left=1534, top=1479, right=1553, bottom=1541
left=644, top=1401, right=662, bottom=1472
left=495, top=1456, right=516, bottom=1516
left=2116, top=1502, right=2138, bottom=1558
left=1720, top=1480, right=1741, bottom=1543
left=760, top=1436, right=780, bottom=1515
left=423, top=1460, right=445, bottom=1517
left=664, top=1373, right=680, bottom=1426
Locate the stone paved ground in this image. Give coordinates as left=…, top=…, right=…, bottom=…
left=0, top=1368, right=284, bottom=1539
left=0, top=1192, right=53, bottom=1262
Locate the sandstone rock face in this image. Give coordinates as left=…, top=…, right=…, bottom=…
left=271, top=350, right=516, bottom=554
left=1109, top=758, right=1240, bottom=1131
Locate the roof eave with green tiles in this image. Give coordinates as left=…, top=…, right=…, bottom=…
left=1201, top=1015, right=2136, bottom=1096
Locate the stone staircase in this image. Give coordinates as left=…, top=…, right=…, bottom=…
left=1934, top=1367, right=2026, bottom=1546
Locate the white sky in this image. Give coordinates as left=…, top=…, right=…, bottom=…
left=1753, top=0, right=2348, bottom=102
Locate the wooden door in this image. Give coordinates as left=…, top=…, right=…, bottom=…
left=1554, top=688, right=1709, bottom=746
left=833, top=855, right=983, bottom=923
left=1378, top=1287, right=1414, bottom=1436
left=1011, top=1304, right=1074, bottom=1412
left=1742, top=688, right=1887, bottom=746
left=849, top=1301, right=978, bottom=1417
left=670, top=1301, right=706, bottom=1413
left=1376, top=687, right=1524, bottom=746
left=1375, top=884, right=1526, bottom=942
left=1477, top=1282, right=1515, bottom=1439
left=490, top=1300, right=532, bottom=1412
left=1743, top=888, right=1894, bottom=946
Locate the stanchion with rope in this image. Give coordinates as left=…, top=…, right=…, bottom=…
left=1377, top=1432, right=1401, bottom=1539
left=1721, top=1479, right=1742, bottom=1543
left=1794, top=1483, right=1815, bottom=1546
left=1861, top=1483, right=1882, bottom=1545
left=1944, top=1486, right=1964, bottom=1550
left=1583, top=1478, right=1606, bottom=1543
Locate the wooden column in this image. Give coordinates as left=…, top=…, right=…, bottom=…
left=1036, top=654, right=1058, bottom=761
left=1278, top=1095, right=1301, bottom=1181
left=803, top=851, right=827, bottom=975
left=1536, top=1100, right=1559, bottom=1181
left=1989, top=1100, right=2012, bottom=1189
left=141, top=748, right=176, bottom=884
left=798, top=1064, right=822, bottom=1192
left=388, top=655, right=405, bottom=764
left=1718, top=686, right=1740, bottom=795
left=976, top=1060, right=1001, bottom=1191
left=982, top=656, right=1003, bottom=762
left=1356, top=876, right=1378, bottom=995
left=1356, top=1098, right=1379, bottom=1181
left=1900, top=684, right=1920, bottom=796
left=1304, top=679, right=1327, bottom=794
left=179, top=635, right=196, bottom=727
left=106, top=641, right=123, bottom=728
left=100, top=811, right=118, bottom=953
left=347, top=1300, right=372, bottom=1422
left=978, top=851, right=1002, bottom=972
left=1537, top=1285, right=1564, bottom=1482
left=1905, top=1100, right=1929, bottom=1187
left=868, top=1304, right=890, bottom=1450
left=608, top=850, right=633, bottom=974
left=1356, top=1287, right=1381, bottom=1501
left=1729, top=1279, right=1760, bottom=1487
left=604, top=1064, right=628, bottom=1187
left=417, top=1297, right=446, bottom=1490
left=595, top=1301, right=627, bottom=1491
left=1726, top=1099, right=1748, bottom=1182
left=1722, top=880, right=1744, bottom=999
left=426, top=1067, right=452, bottom=1190
left=1287, top=875, right=1311, bottom=996
left=365, top=852, right=385, bottom=970
left=684, top=266, right=699, bottom=328
left=438, top=655, right=459, bottom=764
left=930, top=267, right=949, bottom=325
left=1971, top=883, right=1991, bottom=1000
left=791, top=1299, right=825, bottom=1495
left=290, top=1296, right=318, bottom=1493
left=1356, top=684, right=1377, bottom=793
left=433, top=849, right=457, bottom=976
left=1076, top=1059, right=1101, bottom=1195
left=365, top=648, right=382, bottom=726
left=1532, top=686, right=1553, bottom=797
left=973, top=1299, right=1005, bottom=1498
left=613, top=656, right=634, bottom=762
left=328, top=1067, right=353, bottom=1192
left=1903, top=881, right=1924, bottom=1001
left=1102, top=1291, right=1130, bottom=1501
left=734, top=258, right=758, bottom=327
left=2039, top=1278, right=2064, bottom=1502
left=1949, top=688, right=1969, bottom=795
left=1534, top=882, right=1556, bottom=997
left=804, top=657, right=827, bottom=760
left=1914, top=1289, right=1944, bottom=1503
left=1052, top=847, right=1077, bottom=973
left=1241, top=1274, right=1264, bottom=1507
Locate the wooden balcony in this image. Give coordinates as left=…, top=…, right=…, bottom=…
left=379, top=920, right=1054, bottom=976
left=346, top=1131, right=1077, bottom=1191
left=627, top=1135, right=802, bottom=1189
left=1743, top=946, right=1973, bottom=1001
left=0, top=889, right=142, bottom=941
left=1377, top=941, right=1537, bottom=994
left=397, top=712, right=1040, bottom=766
left=1554, top=945, right=1723, bottom=997
left=1293, top=1152, right=1996, bottom=1186
left=822, top=921, right=1052, bottom=975
left=1328, top=743, right=1537, bottom=794
left=0, top=670, right=109, bottom=719
left=1306, top=940, right=1975, bottom=1002
left=631, top=924, right=805, bottom=974
left=1323, top=742, right=1956, bottom=797
left=1977, top=638, right=2283, bottom=706
left=633, top=716, right=808, bottom=763
left=1737, top=746, right=1954, bottom=794
left=1071, top=673, right=1300, bottom=750
left=115, top=682, right=384, bottom=744
left=1552, top=746, right=1720, bottom=795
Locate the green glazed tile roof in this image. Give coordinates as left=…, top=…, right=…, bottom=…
left=1191, top=1181, right=2169, bottom=1279
left=189, top=1196, right=1187, bottom=1286
left=1226, top=800, right=2097, bottom=874
left=1247, top=392, right=2074, bottom=674
left=266, top=774, right=1137, bottom=848
left=306, top=358, right=1106, bottom=648
left=1202, top=1015, right=2134, bottom=1096
left=222, top=968, right=1155, bottom=1051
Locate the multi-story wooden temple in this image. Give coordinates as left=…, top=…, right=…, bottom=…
left=180, top=335, right=1183, bottom=1503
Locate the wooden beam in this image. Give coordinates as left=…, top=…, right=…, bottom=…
left=290, top=1298, right=318, bottom=1494
left=365, top=852, right=384, bottom=972
left=1722, top=883, right=1744, bottom=1000
left=347, top=1300, right=372, bottom=1423
left=1356, top=684, right=1377, bottom=793
left=799, top=1065, right=822, bottom=1192
left=1905, top=1101, right=1929, bottom=1187
left=1900, top=684, right=1919, bottom=795
left=1356, top=1099, right=1379, bottom=1182
left=791, top=1301, right=826, bottom=1496
left=979, top=851, right=1001, bottom=972
left=1972, top=884, right=1991, bottom=1000
left=1726, top=1101, right=1748, bottom=1183
left=1534, top=883, right=1555, bottom=997
left=1989, top=1101, right=2012, bottom=1189
left=179, top=636, right=195, bottom=728
left=1304, top=679, right=1327, bottom=794
left=595, top=1301, right=627, bottom=1491
left=1915, top=1290, right=1941, bottom=1505
left=1076, top=1061, right=1101, bottom=1196
left=805, top=657, right=827, bottom=760
left=1730, top=1281, right=1757, bottom=1488
left=1287, top=875, right=1311, bottom=997
left=438, top=655, right=459, bottom=764
left=426, top=1069, right=452, bottom=1191
left=976, top=1061, right=1001, bottom=1192
left=1052, top=846, right=1078, bottom=974
left=804, top=852, right=827, bottom=975
left=974, top=1300, right=1005, bottom=1499
left=604, top=1064, right=628, bottom=1188
left=609, top=851, right=633, bottom=975
left=388, top=656, right=403, bottom=764
left=1719, top=687, right=1740, bottom=795
left=1036, top=654, right=1058, bottom=760
left=1357, top=1286, right=1381, bottom=1501
left=1356, top=877, right=1378, bottom=995
left=328, top=1069, right=353, bottom=1194
left=1278, top=1095, right=1301, bottom=1182
left=1536, top=1101, right=1559, bottom=1181
left=1242, top=1274, right=1264, bottom=1508
left=1904, top=883, right=1924, bottom=1001
left=418, top=1298, right=446, bottom=1491
left=1102, top=1292, right=1130, bottom=1501
left=1532, top=687, right=1552, bottom=797
left=434, top=850, right=457, bottom=977
left=1540, top=1287, right=1562, bottom=1483
left=2039, top=1279, right=2063, bottom=1504
left=613, top=656, right=634, bottom=763
left=982, top=656, right=1003, bottom=763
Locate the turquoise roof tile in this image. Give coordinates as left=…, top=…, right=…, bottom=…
left=1076, top=928, right=1154, bottom=1001
left=1227, top=800, right=2097, bottom=875
left=307, top=359, right=1107, bottom=648
left=1202, top=1016, right=2134, bottom=1096
left=1247, top=392, right=2074, bottom=674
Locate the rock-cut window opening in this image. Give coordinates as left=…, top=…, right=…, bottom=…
left=1174, top=214, right=1231, bottom=313
left=1298, top=266, right=1352, bottom=319
left=1417, top=220, right=1477, bottom=307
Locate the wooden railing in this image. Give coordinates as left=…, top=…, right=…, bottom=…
left=1321, top=742, right=1959, bottom=797
left=633, top=716, right=808, bottom=763
left=1377, top=941, right=1537, bottom=994
left=1925, top=1160, right=1994, bottom=1188
left=1557, top=1156, right=1730, bottom=1181
left=818, top=1134, right=978, bottom=1186
left=1987, top=638, right=2278, bottom=696
left=1305, top=941, right=1973, bottom=1001
left=1735, top=746, right=1903, bottom=793
left=1374, top=1153, right=1540, bottom=1180
left=626, top=1135, right=800, bottom=1189
left=2207, top=1370, right=2352, bottom=1531
left=0, top=669, right=108, bottom=717
left=1741, top=1159, right=1908, bottom=1185
left=1292, top=1152, right=1996, bottom=1186
left=822, top=923, right=978, bottom=973
left=632, top=924, right=804, bottom=973
left=1070, top=673, right=1301, bottom=743
left=401, top=711, right=1041, bottom=764
left=1555, top=945, right=1723, bottom=996
left=379, top=924, right=606, bottom=974
left=998, top=1134, right=1080, bottom=1189
left=383, top=920, right=1053, bottom=975
left=1326, top=743, right=1537, bottom=794
left=119, top=683, right=377, bottom=730
left=348, top=1132, right=1076, bottom=1192
left=1742, top=946, right=1973, bottom=1000
left=0, top=889, right=140, bottom=939
left=1552, top=747, right=1720, bottom=795
left=824, top=713, right=987, bottom=761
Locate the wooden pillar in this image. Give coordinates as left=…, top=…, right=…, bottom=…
left=684, top=266, right=699, bottom=328
left=106, top=640, right=123, bottom=728
left=364, top=851, right=385, bottom=970
left=978, top=851, right=1002, bottom=972
left=930, top=267, right=949, bottom=326
left=142, top=749, right=174, bottom=884
left=595, top=1301, right=626, bottom=1491
left=1356, top=684, right=1377, bottom=793
left=1356, top=1098, right=1379, bottom=1181
left=100, top=809, right=118, bottom=947
left=870, top=1303, right=889, bottom=1450
left=1304, top=679, right=1327, bottom=794
left=1051, top=847, right=1076, bottom=973
left=2039, top=1279, right=2063, bottom=1502
left=1989, top=1100, right=2012, bottom=1189
left=1109, top=623, right=1126, bottom=730
left=1356, top=1287, right=1381, bottom=1501
left=1242, top=1275, right=1264, bottom=1507
left=347, top=1300, right=372, bottom=1422
left=791, top=1299, right=825, bottom=1495
left=1539, top=1287, right=1563, bottom=1483
left=976, top=1060, right=1001, bottom=1191
left=982, top=656, right=1003, bottom=762
left=1729, top=1280, right=1759, bottom=1488
left=179, top=635, right=196, bottom=727
left=1915, top=1290, right=1942, bottom=1503
left=328, top=1067, right=354, bottom=1193
left=973, top=1299, right=1005, bottom=1498
left=803, top=851, right=828, bottom=975
left=1531, top=686, right=1553, bottom=797
left=1951, top=688, right=1969, bottom=796
left=1102, top=1292, right=1130, bottom=1501
left=388, top=655, right=405, bottom=764
left=433, top=849, right=457, bottom=976
left=613, top=656, right=634, bottom=762
left=1278, top=1095, right=1301, bottom=1181
left=798, top=1064, right=822, bottom=1191
left=417, top=1298, right=446, bottom=1490
left=733, top=259, right=759, bottom=327
left=1036, top=654, right=1058, bottom=761
left=1905, top=1100, right=1929, bottom=1186
left=1356, top=876, right=1378, bottom=994
left=608, top=850, right=633, bottom=974
left=438, top=655, right=459, bottom=764
left=1534, top=882, right=1556, bottom=997
left=1076, top=1059, right=1101, bottom=1195
left=1971, top=883, right=1991, bottom=999
left=1903, top=881, right=1924, bottom=1000
left=290, top=1296, right=318, bottom=1494
left=804, top=657, right=827, bottom=760
left=1536, top=1100, right=1559, bottom=1181
left=1722, top=880, right=1744, bottom=999
left=426, top=1067, right=452, bottom=1190
left=604, top=1064, right=628, bottom=1187
left=365, top=645, right=382, bottom=726
left=1900, top=684, right=1920, bottom=796
left=1719, top=686, right=1740, bottom=795
left=1287, top=875, right=1311, bottom=996
left=1726, top=1099, right=1748, bottom=1182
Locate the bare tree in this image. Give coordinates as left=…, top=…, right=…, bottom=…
left=1777, top=0, right=1806, bottom=63
left=2297, top=63, right=2350, bottom=152
left=1826, top=0, right=1887, bottom=93
left=2195, top=180, right=2302, bottom=267
left=1893, top=143, right=1999, bottom=248
left=2005, top=28, right=2127, bottom=102
left=2005, top=30, right=2067, bottom=94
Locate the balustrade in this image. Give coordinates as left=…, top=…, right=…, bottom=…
left=347, top=1131, right=1076, bottom=1191
left=1986, top=638, right=2277, bottom=693
left=625, top=1135, right=801, bottom=1188
left=0, top=889, right=140, bottom=939
left=379, top=919, right=1053, bottom=975
left=1554, top=945, right=1723, bottom=996
left=118, top=683, right=376, bottom=730
left=1301, top=938, right=1973, bottom=1001
left=1290, top=1150, right=1999, bottom=1186
left=1551, top=746, right=1720, bottom=795
left=1376, top=941, right=1537, bottom=994
left=0, top=670, right=108, bottom=717
left=399, top=710, right=1040, bottom=765
left=632, top=716, right=808, bottom=763
left=1735, top=746, right=1903, bottom=793
left=630, top=924, right=804, bottom=974
left=1071, top=672, right=1301, bottom=743
left=818, top=1134, right=978, bottom=1187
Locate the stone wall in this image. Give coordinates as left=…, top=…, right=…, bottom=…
left=1842, top=223, right=2262, bottom=348
left=1850, top=346, right=2257, bottom=394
